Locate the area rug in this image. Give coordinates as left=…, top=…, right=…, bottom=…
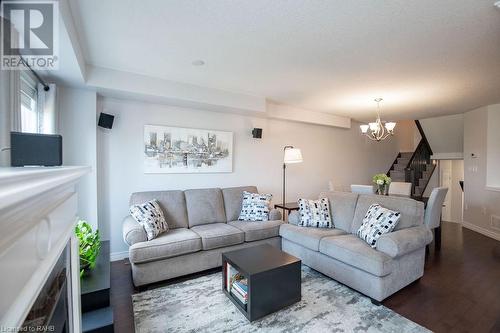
left=132, top=266, right=430, bottom=333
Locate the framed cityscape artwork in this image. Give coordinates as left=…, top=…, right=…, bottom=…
left=143, top=125, right=233, bottom=173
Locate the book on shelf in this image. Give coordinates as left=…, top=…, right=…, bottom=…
left=231, top=284, right=247, bottom=299
left=233, top=281, right=248, bottom=296
left=226, top=262, right=247, bottom=293
left=233, top=280, right=248, bottom=294
left=230, top=288, right=248, bottom=305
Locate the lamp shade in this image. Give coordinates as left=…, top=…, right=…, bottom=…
left=284, top=148, right=303, bottom=164
left=360, top=124, right=369, bottom=134
left=385, top=122, right=396, bottom=131
left=369, top=122, right=379, bottom=131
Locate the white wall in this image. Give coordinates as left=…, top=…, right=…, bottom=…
left=420, top=113, right=464, bottom=159
left=97, top=97, right=406, bottom=256
left=486, top=105, right=500, bottom=188
left=59, top=86, right=99, bottom=230
left=450, top=160, right=464, bottom=223
left=396, top=120, right=419, bottom=152
left=463, top=105, right=500, bottom=240
left=438, top=160, right=464, bottom=223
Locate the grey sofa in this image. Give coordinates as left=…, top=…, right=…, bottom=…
left=280, top=191, right=433, bottom=302
left=122, top=186, right=283, bottom=286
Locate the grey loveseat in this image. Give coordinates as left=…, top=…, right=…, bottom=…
left=280, top=191, right=433, bottom=302
left=122, top=186, right=283, bottom=286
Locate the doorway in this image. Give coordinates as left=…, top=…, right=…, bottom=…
left=439, top=160, right=464, bottom=223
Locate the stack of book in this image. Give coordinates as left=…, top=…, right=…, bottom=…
left=226, top=263, right=248, bottom=308
left=231, top=279, right=248, bottom=305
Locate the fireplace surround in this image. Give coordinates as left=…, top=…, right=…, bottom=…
left=0, top=166, right=89, bottom=332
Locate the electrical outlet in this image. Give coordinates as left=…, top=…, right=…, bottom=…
left=491, top=215, right=500, bottom=231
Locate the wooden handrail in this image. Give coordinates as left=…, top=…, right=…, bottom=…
left=386, top=153, right=401, bottom=176
left=405, top=139, right=424, bottom=170
left=402, top=120, right=434, bottom=197
left=420, top=163, right=437, bottom=197
left=415, top=120, right=433, bottom=155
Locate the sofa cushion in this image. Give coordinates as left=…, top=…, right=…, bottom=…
left=351, top=195, right=424, bottom=233
left=185, top=188, right=227, bottom=227
left=279, top=223, right=346, bottom=251
left=229, top=220, right=284, bottom=242
left=222, top=186, right=258, bottom=222
left=319, top=234, right=393, bottom=277
left=319, top=191, right=359, bottom=233
left=190, top=223, right=244, bottom=250
left=130, top=190, right=188, bottom=229
left=129, top=228, right=202, bottom=264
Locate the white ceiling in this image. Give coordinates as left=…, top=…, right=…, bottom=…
left=68, top=0, right=500, bottom=121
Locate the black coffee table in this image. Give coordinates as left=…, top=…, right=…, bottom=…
left=222, top=244, right=301, bottom=321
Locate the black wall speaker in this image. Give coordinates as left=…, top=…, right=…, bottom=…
left=252, top=128, right=263, bottom=139
left=11, top=132, right=62, bottom=167
left=98, top=112, right=114, bottom=129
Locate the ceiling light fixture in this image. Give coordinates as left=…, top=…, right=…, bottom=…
left=192, top=60, right=205, bottom=66
left=360, top=98, right=396, bottom=142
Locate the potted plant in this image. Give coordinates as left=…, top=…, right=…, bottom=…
left=372, top=174, right=391, bottom=195
left=75, top=220, right=101, bottom=277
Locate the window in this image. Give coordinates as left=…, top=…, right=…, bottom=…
left=20, top=71, right=39, bottom=133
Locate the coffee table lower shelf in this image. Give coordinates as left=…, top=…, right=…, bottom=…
left=222, top=245, right=301, bottom=322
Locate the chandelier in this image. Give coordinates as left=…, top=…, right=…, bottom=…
left=360, top=98, right=396, bottom=141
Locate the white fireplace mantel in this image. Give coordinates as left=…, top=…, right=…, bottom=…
left=0, top=166, right=90, bottom=331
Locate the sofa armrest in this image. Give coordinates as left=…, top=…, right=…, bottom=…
left=288, top=211, right=300, bottom=225
left=269, top=208, right=282, bottom=221
left=123, top=215, right=147, bottom=246
left=377, top=225, right=433, bottom=258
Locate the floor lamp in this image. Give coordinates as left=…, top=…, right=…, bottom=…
left=283, top=146, right=303, bottom=206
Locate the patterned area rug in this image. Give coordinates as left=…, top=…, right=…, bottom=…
left=132, top=266, right=430, bottom=333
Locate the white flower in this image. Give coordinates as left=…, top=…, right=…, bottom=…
left=376, top=179, right=384, bottom=185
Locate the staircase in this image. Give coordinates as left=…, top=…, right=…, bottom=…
left=387, top=120, right=436, bottom=198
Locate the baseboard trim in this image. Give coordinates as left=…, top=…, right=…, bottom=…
left=110, top=250, right=129, bottom=262
left=462, top=221, right=500, bottom=241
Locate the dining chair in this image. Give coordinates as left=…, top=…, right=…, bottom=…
left=424, top=187, right=448, bottom=251
left=388, top=182, right=412, bottom=196
left=350, top=184, right=375, bottom=195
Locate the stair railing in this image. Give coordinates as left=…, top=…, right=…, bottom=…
left=405, top=120, right=433, bottom=197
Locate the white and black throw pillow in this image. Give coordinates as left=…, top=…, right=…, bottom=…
left=298, top=198, right=333, bottom=228
left=357, top=204, right=401, bottom=248
left=130, top=200, right=169, bottom=241
left=238, top=191, right=272, bottom=221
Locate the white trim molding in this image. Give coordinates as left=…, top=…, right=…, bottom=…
left=485, top=186, right=500, bottom=192
left=110, top=250, right=129, bottom=262
left=462, top=220, right=500, bottom=241
left=431, top=152, right=464, bottom=160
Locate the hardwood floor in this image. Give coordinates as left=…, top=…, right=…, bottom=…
left=110, top=222, right=500, bottom=332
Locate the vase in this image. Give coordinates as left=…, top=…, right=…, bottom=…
left=377, top=184, right=386, bottom=195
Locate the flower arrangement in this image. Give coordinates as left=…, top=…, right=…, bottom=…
left=75, top=220, right=101, bottom=276
left=372, top=173, right=391, bottom=195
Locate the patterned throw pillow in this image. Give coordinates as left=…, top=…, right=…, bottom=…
left=130, top=200, right=169, bottom=241
left=238, top=191, right=272, bottom=221
left=298, top=198, right=333, bottom=228
left=357, top=204, right=401, bottom=248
